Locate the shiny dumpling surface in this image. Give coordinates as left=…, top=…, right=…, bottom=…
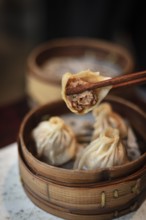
left=32, top=116, right=77, bottom=165
left=92, top=102, right=128, bottom=139
left=74, top=127, right=128, bottom=170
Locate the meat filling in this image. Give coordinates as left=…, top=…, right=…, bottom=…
left=66, top=78, right=97, bottom=112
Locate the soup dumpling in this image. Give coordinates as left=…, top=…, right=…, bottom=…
left=61, top=70, right=112, bottom=115
left=32, top=116, right=77, bottom=166
left=74, top=127, right=128, bottom=170
left=92, top=102, right=128, bottom=139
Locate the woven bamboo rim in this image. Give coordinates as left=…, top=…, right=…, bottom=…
left=19, top=96, right=146, bottom=186
left=27, top=38, right=134, bottom=85
left=18, top=141, right=146, bottom=220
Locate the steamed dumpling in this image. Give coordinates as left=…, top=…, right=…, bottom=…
left=92, top=102, right=128, bottom=139
left=61, top=70, right=112, bottom=115
left=32, top=116, right=77, bottom=165
left=74, top=128, right=128, bottom=170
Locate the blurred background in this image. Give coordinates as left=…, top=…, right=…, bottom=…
left=0, top=0, right=146, bottom=147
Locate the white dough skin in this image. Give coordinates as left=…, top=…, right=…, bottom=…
left=92, top=102, right=128, bottom=139
left=32, top=117, right=77, bottom=166
left=74, top=127, right=128, bottom=170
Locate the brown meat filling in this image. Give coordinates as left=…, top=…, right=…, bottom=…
left=66, top=78, right=97, bottom=112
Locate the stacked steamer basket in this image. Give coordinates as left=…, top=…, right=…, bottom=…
left=26, top=38, right=134, bottom=106
left=18, top=96, right=146, bottom=220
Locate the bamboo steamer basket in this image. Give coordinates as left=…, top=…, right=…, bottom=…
left=18, top=96, right=146, bottom=220
left=26, top=38, right=134, bottom=106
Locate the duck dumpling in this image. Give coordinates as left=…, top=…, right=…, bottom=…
left=32, top=116, right=77, bottom=165
left=92, top=102, right=128, bottom=139
left=61, top=70, right=112, bottom=115
left=74, top=128, right=128, bottom=170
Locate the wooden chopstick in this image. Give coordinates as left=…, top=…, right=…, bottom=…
left=66, top=70, right=146, bottom=95
left=113, top=76, right=146, bottom=89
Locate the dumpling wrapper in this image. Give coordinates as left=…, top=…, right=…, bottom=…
left=92, top=102, right=128, bottom=139
left=61, top=70, right=112, bottom=115
left=32, top=116, right=77, bottom=165
left=74, top=127, right=128, bottom=170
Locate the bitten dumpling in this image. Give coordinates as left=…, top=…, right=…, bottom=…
left=61, top=70, right=112, bottom=115
left=74, top=128, right=128, bottom=170
left=32, top=117, right=77, bottom=165
left=92, top=102, right=128, bottom=140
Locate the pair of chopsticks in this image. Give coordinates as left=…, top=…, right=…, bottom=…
left=66, top=70, right=146, bottom=95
